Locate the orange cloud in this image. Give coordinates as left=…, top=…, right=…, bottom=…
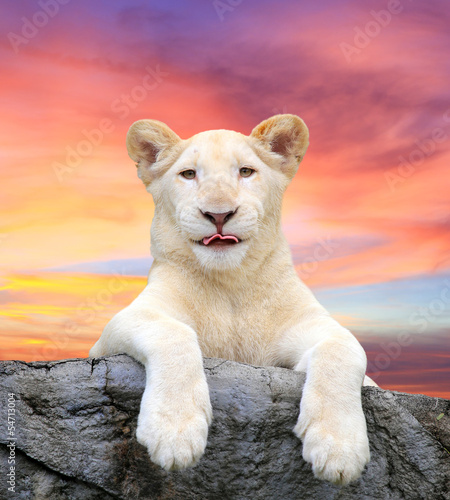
left=0, top=271, right=147, bottom=361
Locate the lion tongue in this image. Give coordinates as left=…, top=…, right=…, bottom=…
left=202, top=234, right=239, bottom=245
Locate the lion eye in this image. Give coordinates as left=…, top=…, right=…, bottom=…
left=239, top=167, right=255, bottom=178
left=180, top=170, right=196, bottom=179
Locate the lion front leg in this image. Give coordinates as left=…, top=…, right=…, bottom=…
left=89, top=305, right=212, bottom=471
left=277, top=318, right=370, bottom=485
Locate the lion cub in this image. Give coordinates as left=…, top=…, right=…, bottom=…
left=90, top=114, right=372, bottom=485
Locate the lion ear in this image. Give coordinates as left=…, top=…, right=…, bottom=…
left=250, top=114, right=309, bottom=178
left=126, top=120, right=182, bottom=185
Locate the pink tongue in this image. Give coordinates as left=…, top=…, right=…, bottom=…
left=202, top=234, right=239, bottom=245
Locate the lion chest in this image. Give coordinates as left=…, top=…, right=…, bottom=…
left=186, top=288, right=288, bottom=365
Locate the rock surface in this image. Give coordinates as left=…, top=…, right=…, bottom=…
left=0, top=355, right=449, bottom=499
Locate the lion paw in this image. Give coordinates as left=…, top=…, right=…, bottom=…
left=294, top=410, right=370, bottom=485
left=136, top=385, right=212, bottom=471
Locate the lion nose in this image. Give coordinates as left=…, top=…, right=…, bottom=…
left=202, top=210, right=236, bottom=234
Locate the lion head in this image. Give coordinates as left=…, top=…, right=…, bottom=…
left=126, top=114, right=309, bottom=271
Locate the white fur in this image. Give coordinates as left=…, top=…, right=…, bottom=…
left=90, top=115, right=373, bottom=485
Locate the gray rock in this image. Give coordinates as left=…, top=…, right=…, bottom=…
left=0, top=355, right=449, bottom=499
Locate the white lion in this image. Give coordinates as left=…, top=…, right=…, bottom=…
left=89, top=114, right=375, bottom=485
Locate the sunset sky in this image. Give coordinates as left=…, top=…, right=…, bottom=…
left=0, top=0, right=449, bottom=398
